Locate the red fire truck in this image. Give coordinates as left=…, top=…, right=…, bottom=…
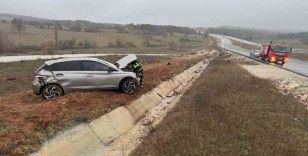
left=250, top=44, right=292, bottom=65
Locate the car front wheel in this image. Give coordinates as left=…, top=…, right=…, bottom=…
left=42, top=84, right=63, bottom=100
left=120, top=78, right=136, bottom=94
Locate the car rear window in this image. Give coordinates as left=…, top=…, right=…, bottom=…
left=50, top=61, right=82, bottom=71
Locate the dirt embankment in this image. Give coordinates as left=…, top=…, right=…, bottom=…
left=131, top=55, right=308, bottom=155
left=0, top=53, right=210, bottom=155
left=241, top=61, right=308, bottom=107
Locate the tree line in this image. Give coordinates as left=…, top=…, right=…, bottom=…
left=276, top=32, right=308, bottom=46
left=19, top=18, right=197, bottom=35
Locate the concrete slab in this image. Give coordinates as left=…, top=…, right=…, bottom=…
left=89, top=107, right=134, bottom=143
left=33, top=124, right=104, bottom=156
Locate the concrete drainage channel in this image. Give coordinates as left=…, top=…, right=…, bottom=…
left=31, top=56, right=214, bottom=156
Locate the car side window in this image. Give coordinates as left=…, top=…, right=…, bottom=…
left=51, top=61, right=82, bottom=71
left=81, top=61, right=109, bottom=71
left=49, top=63, right=58, bottom=71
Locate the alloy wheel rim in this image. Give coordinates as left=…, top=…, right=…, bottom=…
left=123, top=81, right=136, bottom=94
left=44, top=86, right=61, bottom=99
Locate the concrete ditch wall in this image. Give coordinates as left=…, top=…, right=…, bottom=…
left=32, top=59, right=209, bottom=156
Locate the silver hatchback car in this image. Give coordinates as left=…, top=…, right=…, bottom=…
left=32, top=55, right=141, bottom=99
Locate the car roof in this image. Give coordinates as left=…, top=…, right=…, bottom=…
left=45, top=57, right=103, bottom=65
left=44, top=57, right=118, bottom=69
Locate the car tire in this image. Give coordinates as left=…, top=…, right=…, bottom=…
left=42, top=84, right=63, bottom=100
left=120, top=78, right=136, bottom=95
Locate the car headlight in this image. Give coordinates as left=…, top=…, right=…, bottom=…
left=36, top=75, right=50, bottom=82
left=270, top=56, right=276, bottom=62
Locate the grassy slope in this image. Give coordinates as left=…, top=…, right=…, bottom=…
left=131, top=55, right=308, bottom=155
left=0, top=55, right=206, bottom=155
left=0, top=22, right=204, bottom=52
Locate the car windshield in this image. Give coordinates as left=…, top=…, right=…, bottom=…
left=272, top=46, right=289, bottom=53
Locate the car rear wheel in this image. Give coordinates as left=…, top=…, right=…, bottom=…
left=120, top=78, right=136, bottom=94
left=42, top=84, right=63, bottom=100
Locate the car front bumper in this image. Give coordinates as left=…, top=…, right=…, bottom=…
left=32, top=79, right=42, bottom=95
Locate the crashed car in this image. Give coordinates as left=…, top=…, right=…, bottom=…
left=32, top=55, right=142, bottom=99
left=249, top=50, right=260, bottom=59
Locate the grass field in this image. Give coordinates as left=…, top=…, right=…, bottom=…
left=0, top=22, right=206, bottom=55
left=131, top=54, right=308, bottom=155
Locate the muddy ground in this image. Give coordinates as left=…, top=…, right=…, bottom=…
left=131, top=54, right=308, bottom=155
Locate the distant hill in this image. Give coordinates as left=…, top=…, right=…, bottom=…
left=219, top=26, right=277, bottom=34
left=276, top=31, right=308, bottom=46
left=0, top=13, right=197, bottom=35
left=0, top=13, right=51, bottom=22
left=205, top=26, right=277, bottom=41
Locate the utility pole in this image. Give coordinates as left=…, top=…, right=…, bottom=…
left=54, top=21, right=59, bottom=48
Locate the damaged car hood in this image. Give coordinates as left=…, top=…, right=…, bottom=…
left=116, top=54, right=138, bottom=69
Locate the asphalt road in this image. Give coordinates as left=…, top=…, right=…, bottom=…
left=211, top=34, right=308, bottom=77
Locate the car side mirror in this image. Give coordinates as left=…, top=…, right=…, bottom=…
left=108, top=67, right=115, bottom=73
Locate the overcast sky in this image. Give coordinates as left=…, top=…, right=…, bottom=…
left=1, top=0, right=307, bottom=32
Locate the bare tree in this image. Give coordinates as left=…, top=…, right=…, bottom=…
left=54, top=21, right=60, bottom=48
left=11, top=18, right=26, bottom=34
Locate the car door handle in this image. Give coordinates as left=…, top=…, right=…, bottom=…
left=86, top=74, right=94, bottom=77
left=55, top=73, right=63, bottom=77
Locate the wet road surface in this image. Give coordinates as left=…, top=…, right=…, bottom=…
left=211, top=34, right=308, bottom=77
